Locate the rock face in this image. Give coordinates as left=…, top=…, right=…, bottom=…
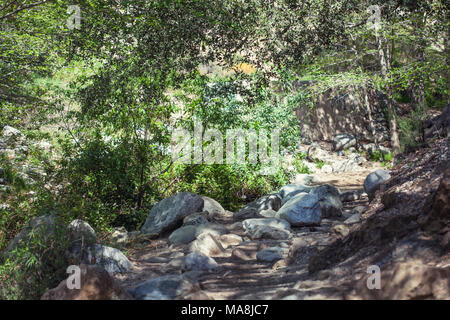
left=87, top=244, right=132, bottom=275
left=364, top=169, right=391, bottom=201
left=183, top=251, right=219, bottom=272
left=310, top=184, right=343, bottom=218
left=141, top=192, right=204, bottom=236
left=333, top=133, right=356, bottom=151
left=129, top=274, right=199, bottom=300
left=277, top=193, right=322, bottom=226
left=295, top=85, right=390, bottom=144
left=41, top=264, right=132, bottom=300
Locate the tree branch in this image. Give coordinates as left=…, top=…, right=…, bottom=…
left=0, top=0, right=47, bottom=21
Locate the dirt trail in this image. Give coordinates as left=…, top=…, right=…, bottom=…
left=114, top=168, right=380, bottom=300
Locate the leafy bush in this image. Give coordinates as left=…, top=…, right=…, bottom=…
left=0, top=219, right=71, bottom=300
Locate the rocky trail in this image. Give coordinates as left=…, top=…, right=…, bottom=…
left=111, top=169, right=381, bottom=300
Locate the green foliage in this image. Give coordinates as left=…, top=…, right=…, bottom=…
left=0, top=220, right=70, bottom=300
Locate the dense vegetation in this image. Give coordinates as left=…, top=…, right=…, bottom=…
left=0, top=0, right=448, bottom=298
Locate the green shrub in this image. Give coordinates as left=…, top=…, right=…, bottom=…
left=0, top=219, right=71, bottom=300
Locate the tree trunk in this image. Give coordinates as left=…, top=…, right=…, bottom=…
left=374, top=24, right=401, bottom=154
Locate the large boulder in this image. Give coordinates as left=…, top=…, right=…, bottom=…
left=188, top=233, right=225, bottom=257
left=280, top=184, right=312, bottom=206
left=364, top=169, right=391, bottom=201
left=182, top=251, right=219, bottom=272
left=129, top=274, right=199, bottom=300
left=168, top=225, right=198, bottom=245
left=41, top=264, right=133, bottom=300
left=277, top=193, right=321, bottom=227
left=87, top=244, right=132, bottom=275
left=219, top=234, right=243, bottom=248
left=141, top=192, right=204, bottom=236
left=244, top=194, right=282, bottom=212
left=245, top=225, right=292, bottom=240
left=307, top=143, right=332, bottom=163
left=183, top=212, right=209, bottom=226
left=243, top=218, right=291, bottom=240
left=310, top=184, right=343, bottom=218
left=201, top=196, right=226, bottom=219
left=242, top=218, right=290, bottom=232
left=333, top=133, right=356, bottom=151
left=233, top=207, right=259, bottom=221
left=168, top=223, right=228, bottom=246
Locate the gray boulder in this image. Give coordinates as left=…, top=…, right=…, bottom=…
left=88, top=244, right=132, bottom=275
left=277, top=193, right=321, bottom=226
left=333, top=133, right=356, bottom=151
left=344, top=213, right=361, bottom=224
left=68, top=219, right=97, bottom=244
left=244, top=193, right=282, bottom=212
left=168, top=223, right=227, bottom=246
left=168, top=225, right=198, bottom=245
left=256, top=247, right=286, bottom=263
left=183, top=212, right=209, bottom=226
left=141, top=192, right=204, bottom=236
left=281, top=184, right=313, bottom=206
left=307, top=143, right=332, bottom=162
left=364, top=169, right=391, bottom=201
left=188, top=233, right=225, bottom=257
left=280, top=184, right=312, bottom=199
left=243, top=218, right=290, bottom=232
left=245, top=225, right=292, bottom=240
left=201, top=196, right=225, bottom=219
left=111, top=227, right=129, bottom=244
left=258, top=209, right=278, bottom=218
left=310, top=184, right=343, bottom=218
left=219, top=234, right=243, bottom=248
left=183, top=251, right=219, bottom=272
left=233, top=207, right=259, bottom=221
left=129, top=274, right=198, bottom=300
